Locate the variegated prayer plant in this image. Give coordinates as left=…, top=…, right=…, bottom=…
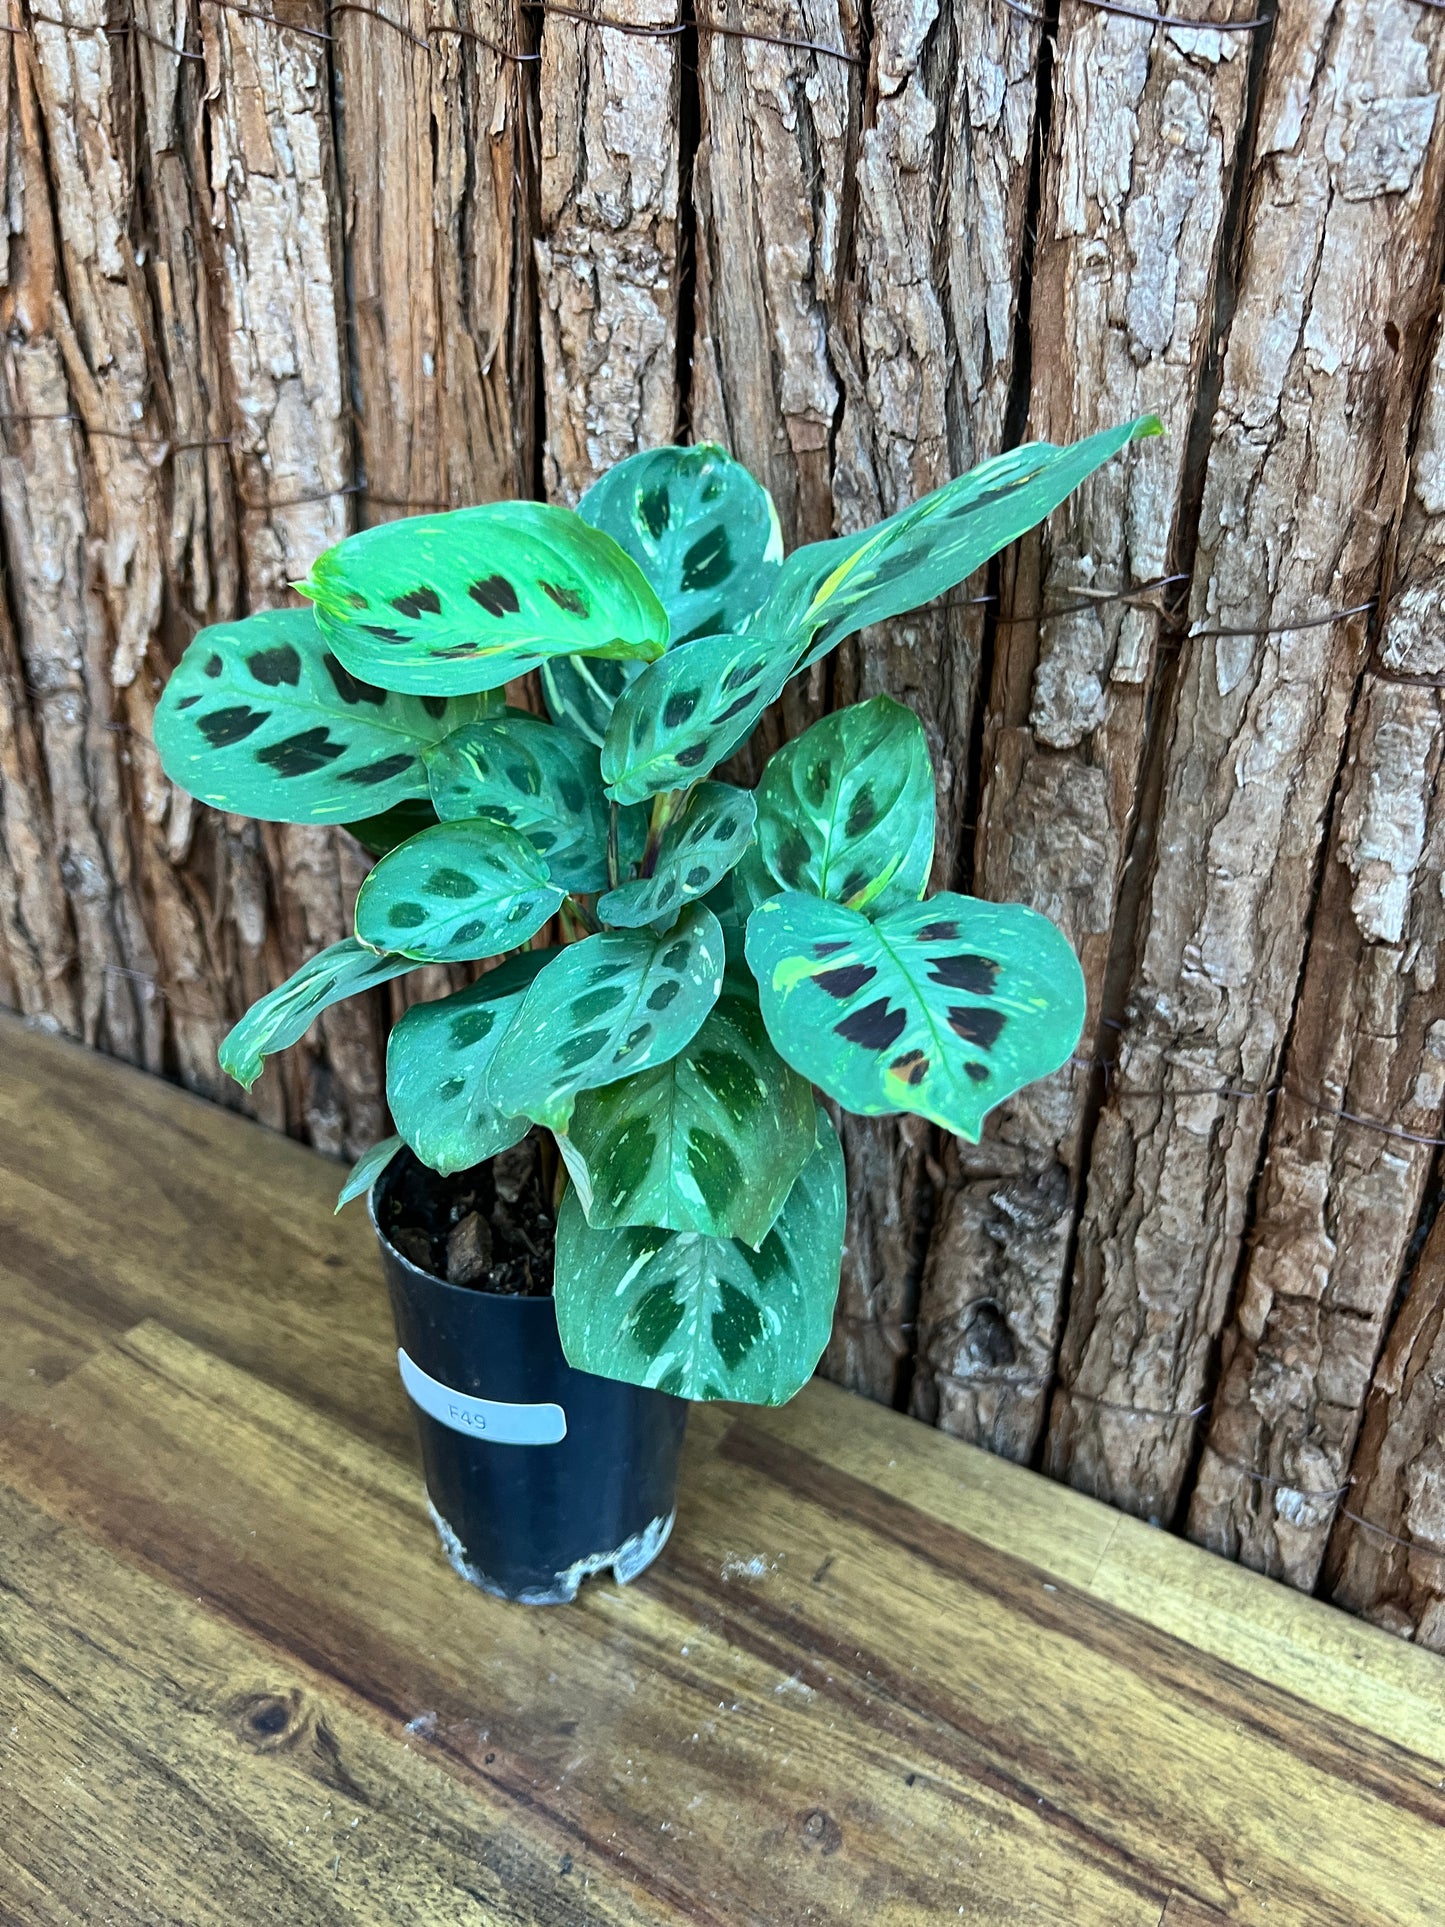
left=155, top=420, right=1159, bottom=1407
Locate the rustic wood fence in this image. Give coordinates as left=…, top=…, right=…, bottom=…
left=1, top=0, right=1443, bottom=1646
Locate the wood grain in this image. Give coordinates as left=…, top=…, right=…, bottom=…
left=3, top=1013, right=1445, bottom=1925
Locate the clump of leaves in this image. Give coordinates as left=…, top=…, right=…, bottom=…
left=156, top=425, right=1158, bottom=1406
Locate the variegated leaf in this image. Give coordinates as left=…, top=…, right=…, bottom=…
left=353, top=819, right=564, bottom=963
left=704, top=838, right=780, bottom=966
left=219, top=939, right=416, bottom=1091
left=154, top=608, right=499, bottom=823
left=424, top=711, right=640, bottom=894
left=756, top=696, right=934, bottom=916
left=336, top=1134, right=404, bottom=1211
left=386, top=951, right=552, bottom=1174
left=488, top=901, right=726, bottom=1130
left=577, top=442, right=783, bottom=644
left=560, top=974, right=815, bottom=1244
left=749, top=417, right=1162, bottom=669
left=601, top=630, right=801, bottom=806
left=597, top=781, right=756, bottom=930
left=297, top=502, right=668, bottom=696
left=744, top=890, right=1084, bottom=1142
left=553, top=1107, right=845, bottom=1405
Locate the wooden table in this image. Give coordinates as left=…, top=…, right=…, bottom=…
left=2, top=1016, right=1443, bottom=1925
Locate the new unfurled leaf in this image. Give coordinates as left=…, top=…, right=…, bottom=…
left=154, top=609, right=499, bottom=823
left=597, top=781, right=756, bottom=930
left=336, top=1134, right=404, bottom=1211
left=756, top=695, right=934, bottom=916
left=750, top=417, right=1162, bottom=669
left=297, top=502, right=668, bottom=696
left=354, top=818, right=563, bottom=963
left=424, top=711, right=640, bottom=894
left=553, top=1107, right=845, bottom=1404
left=744, top=891, right=1085, bottom=1142
left=601, top=630, right=801, bottom=805
left=578, top=442, right=783, bottom=644
left=219, top=940, right=416, bottom=1091
left=488, top=901, right=726, bottom=1130
left=561, top=974, right=815, bottom=1244
left=386, top=951, right=552, bottom=1174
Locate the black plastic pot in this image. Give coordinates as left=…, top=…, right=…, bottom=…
left=369, top=1153, right=688, bottom=1605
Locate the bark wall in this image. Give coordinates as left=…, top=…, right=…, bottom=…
left=2, top=0, right=1444, bottom=1647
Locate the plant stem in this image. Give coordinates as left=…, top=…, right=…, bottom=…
left=641, top=788, right=686, bottom=877
left=607, top=800, right=620, bottom=890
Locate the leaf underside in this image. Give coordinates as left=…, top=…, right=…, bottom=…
left=298, top=501, right=669, bottom=696
left=488, top=901, right=726, bottom=1131
left=598, top=781, right=756, bottom=929
left=756, top=694, right=935, bottom=917
left=153, top=608, right=498, bottom=823
left=386, top=950, right=552, bottom=1174
left=553, top=1106, right=846, bottom=1405
left=561, top=974, right=816, bottom=1245
left=354, top=817, right=564, bottom=964
left=219, top=939, right=416, bottom=1091
left=744, top=890, right=1086, bottom=1142
left=336, top=1134, right=404, bottom=1211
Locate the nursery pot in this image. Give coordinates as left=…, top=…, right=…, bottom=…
left=369, top=1152, right=688, bottom=1606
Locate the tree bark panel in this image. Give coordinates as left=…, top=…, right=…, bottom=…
left=1045, top=0, right=1445, bottom=1522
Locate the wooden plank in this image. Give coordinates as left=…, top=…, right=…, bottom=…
left=1187, top=290, right=1445, bottom=1588
left=1045, top=0, right=1445, bottom=1521
left=911, top=0, right=1263, bottom=1462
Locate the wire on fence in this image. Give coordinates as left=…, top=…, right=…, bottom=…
left=997, top=0, right=1272, bottom=28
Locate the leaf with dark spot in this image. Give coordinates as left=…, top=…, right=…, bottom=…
left=598, top=782, right=755, bottom=931
left=553, top=1105, right=844, bottom=1405
left=392, top=586, right=442, bottom=619
left=468, top=574, right=521, bottom=617
left=354, top=818, right=563, bottom=964
left=385, top=950, right=552, bottom=1174
left=563, top=974, right=814, bottom=1243
left=155, top=609, right=499, bottom=824
left=929, top=953, right=1000, bottom=995
left=744, top=890, right=1084, bottom=1143
left=756, top=695, right=934, bottom=917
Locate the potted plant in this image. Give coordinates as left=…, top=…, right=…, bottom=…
left=154, top=419, right=1158, bottom=1604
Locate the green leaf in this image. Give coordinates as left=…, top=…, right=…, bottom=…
left=756, top=695, right=934, bottom=916
left=597, top=781, right=756, bottom=930
left=750, top=417, right=1162, bottom=670
left=154, top=608, right=500, bottom=823
left=336, top=1134, right=404, bottom=1211
left=488, top=901, right=726, bottom=1130
left=561, top=974, right=816, bottom=1244
left=553, top=1106, right=845, bottom=1405
left=601, top=629, right=801, bottom=806
left=386, top=950, right=552, bottom=1174
left=344, top=798, right=439, bottom=856
left=539, top=654, right=643, bottom=750
left=424, top=711, right=639, bottom=894
left=219, top=939, right=416, bottom=1091
left=578, top=442, right=783, bottom=644
left=744, top=890, right=1085, bottom=1142
left=353, top=818, right=564, bottom=963
left=704, top=838, right=779, bottom=967
left=297, top=501, right=669, bottom=697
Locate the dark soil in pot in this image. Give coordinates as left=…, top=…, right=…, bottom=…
left=376, top=1133, right=555, bottom=1295
left=371, top=1138, right=688, bottom=1606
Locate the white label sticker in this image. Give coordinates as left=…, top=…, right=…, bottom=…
left=397, top=1348, right=567, bottom=1446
